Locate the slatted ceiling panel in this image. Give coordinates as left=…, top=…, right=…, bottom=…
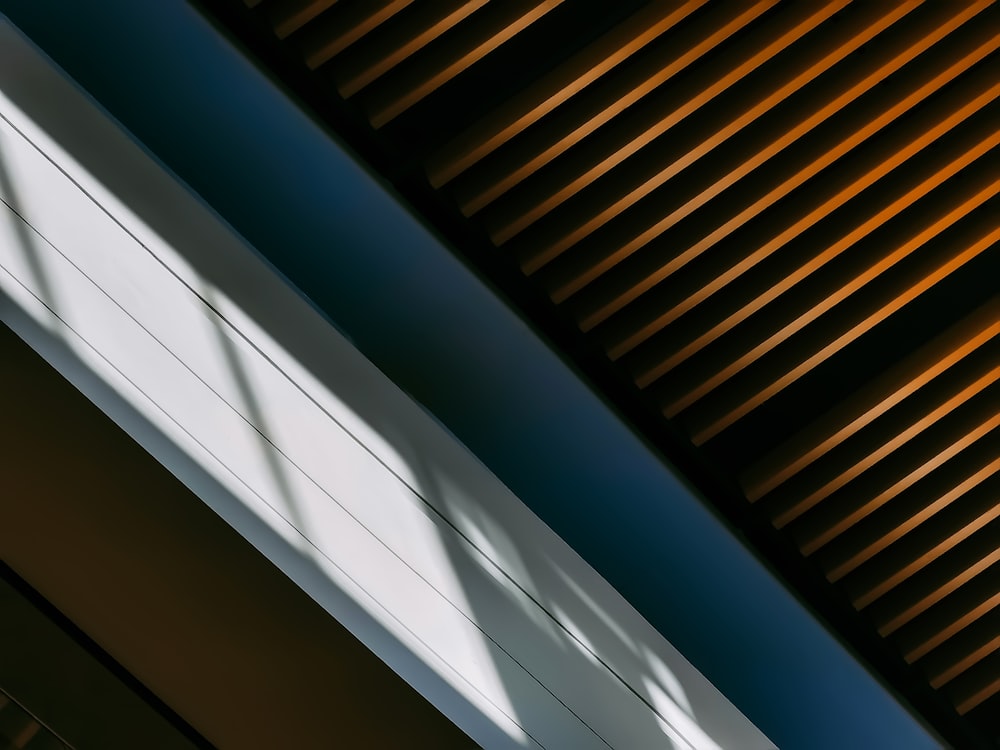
left=953, top=651, right=1000, bottom=715
left=330, top=0, right=491, bottom=98
left=765, top=408, right=987, bottom=545
left=614, top=186, right=995, bottom=398
left=369, top=2, right=661, bottom=159
left=925, top=605, right=1000, bottom=684
left=742, top=300, right=1000, bottom=499
left=926, top=610, right=1000, bottom=693
left=863, top=527, right=998, bottom=630
left=916, top=567, right=1000, bottom=676
left=820, top=451, right=1000, bottom=585
left=870, top=517, right=1000, bottom=635
left=669, top=212, right=1000, bottom=443
left=896, top=569, right=1000, bottom=662
left=511, top=0, right=944, bottom=272
left=492, top=3, right=853, bottom=271
left=841, top=468, right=1000, bottom=607
left=715, top=290, right=997, bottom=480
left=581, top=87, right=1000, bottom=356
left=425, top=0, right=712, bottom=189
left=201, top=0, right=1000, bottom=744
left=293, top=0, right=412, bottom=69
left=467, top=0, right=849, bottom=244
left=808, top=418, right=997, bottom=560
left=361, top=1, right=565, bottom=128
left=622, top=149, right=999, bottom=401
left=757, top=352, right=1000, bottom=537
left=543, top=34, right=999, bottom=325
left=950, top=671, right=1000, bottom=721
left=265, top=0, right=341, bottom=40
left=788, top=393, right=1000, bottom=552
left=554, top=2, right=960, bottom=274
left=442, top=0, right=781, bottom=215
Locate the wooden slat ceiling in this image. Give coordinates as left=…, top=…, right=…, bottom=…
left=203, top=1, right=999, bottom=746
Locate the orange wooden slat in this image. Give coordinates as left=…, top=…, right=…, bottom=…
left=876, top=544, right=1000, bottom=637
left=507, top=0, right=866, bottom=265
left=300, top=0, right=413, bottom=69
left=335, top=1, right=489, bottom=97
left=904, top=590, right=1000, bottom=663
left=548, top=14, right=998, bottom=308
left=785, top=366, right=1000, bottom=539
left=365, top=0, right=564, bottom=128
left=850, top=470, right=1000, bottom=608
left=426, top=0, right=711, bottom=186
left=448, top=0, right=786, bottom=216
left=742, top=300, right=1000, bottom=500
left=515, top=0, right=951, bottom=267
left=952, top=654, right=1000, bottom=714
left=929, top=633, right=1000, bottom=689
left=677, top=194, right=1000, bottom=443
left=619, top=122, right=999, bottom=380
left=826, top=457, right=1000, bottom=582
left=784, top=401, right=1000, bottom=541
left=269, top=0, right=340, bottom=40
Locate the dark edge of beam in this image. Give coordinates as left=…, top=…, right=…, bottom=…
left=0, top=559, right=216, bottom=749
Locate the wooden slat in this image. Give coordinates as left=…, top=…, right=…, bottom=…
left=333, top=1, right=489, bottom=97
left=538, top=16, right=999, bottom=310
left=843, top=464, right=1000, bottom=607
left=742, top=300, right=1000, bottom=500
left=950, top=651, right=1000, bottom=714
left=296, top=0, right=413, bottom=69
left=783, top=394, right=1000, bottom=546
left=895, top=570, right=1000, bottom=663
left=766, top=334, right=1000, bottom=515
left=923, top=608, right=1000, bottom=688
left=820, top=450, right=1000, bottom=582
left=447, top=0, right=780, bottom=216
left=870, top=518, right=1000, bottom=636
left=614, top=114, right=999, bottom=388
left=503, top=0, right=865, bottom=268
left=425, top=0, right=712, bottom=187
left=266, top=0, right=340, bottom=40
left=672, top=199, right=1000, bottom=444
left=362, top=0, right=563, bottom=128
left=511, top=0, right=953, bottom=272
left=599, top=110, right=999, bottom=365
left=495, top=0, right=871, bottom=255
left=768, top=359, right=1000, bottom=535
